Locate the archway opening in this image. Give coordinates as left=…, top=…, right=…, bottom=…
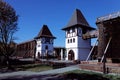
left=68, top=50, right=75, bottom=60
left=38, top=52, right=41, bottom=58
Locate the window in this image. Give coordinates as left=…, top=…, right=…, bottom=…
left=67, top=30, right=70, bottom=34
left=70, top=29, right=72, bottom=33
left=45, top=38, right=50, bottom=43
left=45, top=45, right=48, bottom=50
left=70, top=39, right=72, bottom=43
left=68, top=39, right=69, bottom=43
left=73, top=38, right=75, bottom=43
left=50, top=39, right=53, bottom=44
left=38, top=45, right=40, bottom=47
left=78, top=28, right=82, bottom=36
left=42, top=38, right=45, bottom=43
left=72, top=28, right=75, bottom=32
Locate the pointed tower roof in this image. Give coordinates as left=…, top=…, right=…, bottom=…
left=62, top=9, right=95, bottom=30
left=34, top=25, right=56, bottom=39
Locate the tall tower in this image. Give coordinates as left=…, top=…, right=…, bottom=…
left=34, top=25, right=56, bottom=59
left=62, top=9, right=95, bottom=61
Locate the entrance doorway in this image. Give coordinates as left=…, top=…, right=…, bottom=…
left=38, top=52, right=41, bottom=58
left=68, top=50, right=75, bottom=60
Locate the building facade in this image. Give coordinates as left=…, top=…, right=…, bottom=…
left=16, top=25, right=56, bottom=59
left=96, top=11, right=120, bottom=63
left=62, top=9, right=95, bottom=61
left=16, top=9, right=96, bottom=61
left=34, top=25, right=56, bottom=59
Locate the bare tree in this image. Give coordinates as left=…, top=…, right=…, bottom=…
left=0, top=0, right=18, bottom=69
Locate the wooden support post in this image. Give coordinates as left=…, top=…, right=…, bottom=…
left=101, top=37, right=112, bottom=62
left=86, top=38, right=98, bottom=61
left=103, top=54, right=106, bottom=74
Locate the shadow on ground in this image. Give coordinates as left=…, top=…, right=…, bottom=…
left=1, top=73, right=109, bottom=80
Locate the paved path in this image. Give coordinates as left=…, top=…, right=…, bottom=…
left=0, top=65, right=80, bottom=79
left=36, top=64, right=79, bottom=75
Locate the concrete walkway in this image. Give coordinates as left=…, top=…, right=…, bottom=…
left=0, top=65, right=80, bottom=79
left=36, top=64, right=79, bottom=75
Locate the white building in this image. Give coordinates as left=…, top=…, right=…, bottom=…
left=34, top=25, right=56, bottom=59
left=62, top=9, right=95, bottom=61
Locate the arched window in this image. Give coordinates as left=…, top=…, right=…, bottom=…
left=68, top=39, right=69, bottom=43
left=70, top=39, right=72, bottom=43
left=73, top=38, right=75, bottom=43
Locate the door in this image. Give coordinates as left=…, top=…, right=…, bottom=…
left=68, top=50, right=75, bottom=60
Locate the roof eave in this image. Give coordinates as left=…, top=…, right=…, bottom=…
left=62, top=24, right=95, bottom=30
left=34, top=36, right=56, bottom=39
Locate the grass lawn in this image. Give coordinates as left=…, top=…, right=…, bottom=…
left=13, top=64, right=53, bottom=72
left=25, top=65, right=53, bottom=72
left=64, top=69, right=120, bottom=80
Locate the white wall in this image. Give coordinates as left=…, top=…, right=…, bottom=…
left=78, top=37, right=91, bottom=48
left=65, top=37, right=78, bottom=48
left=65, top=27, right=91, bottom=61
left=78, top=48, right=90, bottom=60
left=35, top=38, right=54, bottom=58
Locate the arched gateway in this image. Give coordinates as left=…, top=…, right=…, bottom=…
left=68, top=50, right=75, bottom=60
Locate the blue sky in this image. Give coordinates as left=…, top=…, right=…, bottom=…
left=4, top=0, right=120, bottom=47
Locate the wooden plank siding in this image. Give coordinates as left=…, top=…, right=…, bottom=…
left=16, top=40, right=36, bottom=58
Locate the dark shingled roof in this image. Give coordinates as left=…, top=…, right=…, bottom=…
left=34, top=25, right=56, bottom=39
left=62, top=9, right=95, bottom=30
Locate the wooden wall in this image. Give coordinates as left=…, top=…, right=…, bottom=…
left=16, top=40, right=36, bottom=58
left=96, top=17, right=120, bottom=62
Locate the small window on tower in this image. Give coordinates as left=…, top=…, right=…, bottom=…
left=78, top=28, right=82, bottom=36
left=70, top=29, right=72, bottom=33
left=72, top=28, right=75, bottom=32
left=45, top=45, right=48, bottom=50
left=38, top=45, right=40, bottom=47
left=45, top=38, right=50, bottom=43
left=67, top=30, right=70, bottom=34
left=70, top=39, right=72, bottom=43
left=68, top=39, right=69, bottom=43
